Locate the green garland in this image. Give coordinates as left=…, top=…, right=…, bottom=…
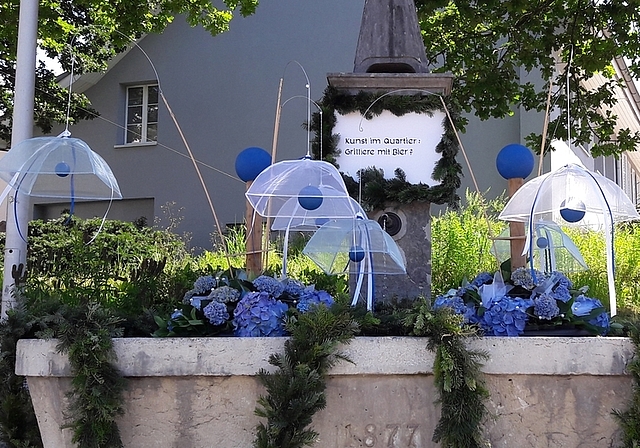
left=311, top=85, right=463, bottom=210
left=253, top=305, right=359, bottom=448
left=404, top=298, right=490, bottom=447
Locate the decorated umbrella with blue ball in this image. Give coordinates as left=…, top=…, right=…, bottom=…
left=245, top=155, right=353, bottom=277
left=498, top=161, right=640, bottom=316
left=0, top=133, right=122, bottom=239
left=303, top=215, right=406, bottom=310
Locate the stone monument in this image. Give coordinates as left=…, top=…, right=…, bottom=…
left=325, top=0, right=456, bottom=303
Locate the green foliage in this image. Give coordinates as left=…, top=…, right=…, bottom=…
left=415, top=0, right=640, bottom=158
left=431, top=190, right=506, bottom=295
left=404, top=298, right=489, bottom=448
left=0, top=0, right=258, bottom=142
left=25, top=215, right=193, bottom=323
left=55, top=301, right=125, bottom=448
left=253, top=305, right=359, bottom=448
left=613, top=320, right=640, bottom=447
left=0, top=301, right=43, bottom=448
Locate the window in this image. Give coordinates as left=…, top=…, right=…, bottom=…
left=125, top=84, right=158, bottom=144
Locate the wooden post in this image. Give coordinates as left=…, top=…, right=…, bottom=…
left=508, top=178, right=526, bottom=270
left=245, top=181, right=263, bottom=277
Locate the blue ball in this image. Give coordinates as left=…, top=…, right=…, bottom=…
left=298, top=185, right=323, bottom=210
left=536, top=237, right=548, bottom=249
left=55, top=162, right=70, bottom=177
left=496, top=144, right=534, bottom=179
left=349, top=245, right=365, bottom=262
left=560, top=198, right=586, bottom=223
left=235, top=147, right=271, bottom=182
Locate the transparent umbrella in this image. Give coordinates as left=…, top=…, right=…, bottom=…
left=0, top=135, right=122, bottom=200
left=245, top=156, right=350, bottom=218
left=492, top=220, right=588, bottom=274
left=271, top=190, right=365, bottom=231
left=498, top=162, right=640, bottom=316
left=303, top=216, right=406, bottom=310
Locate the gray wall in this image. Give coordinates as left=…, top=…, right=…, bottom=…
left=46, top=0, right=541, bottom=250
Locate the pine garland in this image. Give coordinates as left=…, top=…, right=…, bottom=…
left=404, top=298, right=490, bottom=448
left=253, top=305, right=359, bottom=448
left=311, top=85, right=463, bottom=210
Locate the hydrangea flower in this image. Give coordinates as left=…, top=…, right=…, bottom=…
left=480, top=296, right=533, bottom=336
left=208, top=285, right=240, bottom=303
left=203, top=301, right=230, bottom=326
left=511, top=268, right=547, bottom=290
left=589, top=312, right=610, bottom=335
left=571, top=295, right=603, bottom=317
left=183, top=289, right=196, bottom=304
left=167, top=309, right=184, bottom=332
left=190, top=295, right=206, bottom=310
left=193, top=275, right=216, bottom=294
left=551, top=284, right=571, bottom=303
left=296, top=287, right=334, bottom=313
left=470, top=272, right=493, bottom=288
left=282, top=278, right=305, bottom=297
left=252, top=275, right=285, bottom=298
left=233, top=291, right=288, bottom=337
left=433, top=294, right=478, bottom=324
left=533, top=293, right=560, bottom=320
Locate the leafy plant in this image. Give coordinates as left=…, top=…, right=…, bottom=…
left=253, top=305, right=359, bottom=448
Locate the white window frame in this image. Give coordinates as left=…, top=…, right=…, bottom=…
left=123, top=84, right=158, bottom=145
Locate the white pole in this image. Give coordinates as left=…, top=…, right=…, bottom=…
left=2, top=0, right=38, bottom=318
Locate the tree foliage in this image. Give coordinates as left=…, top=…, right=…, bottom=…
left=416, top=0, right=640, bottom=157
left=0, top=0, right=259, bottom=144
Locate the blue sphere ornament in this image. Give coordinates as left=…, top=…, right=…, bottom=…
left=560, top=198, right=586, bottom=223
left=298, top=185, right=323, bottom=210
left=536, top=236, right=549, bottom=249
left=349, top=245, right=365, bottom=263
left=55, top=162, right=71, bottom=178
left=235, top=146, right=271, bottom=182
left=496, top=143, right=535, bottom=179
left=315, top=217, right=329, bottom=227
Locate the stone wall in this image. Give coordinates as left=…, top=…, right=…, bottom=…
left=16, top=337, right=634, bottom=448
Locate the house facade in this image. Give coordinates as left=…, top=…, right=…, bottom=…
left=5, top=0, right=639, bottom=250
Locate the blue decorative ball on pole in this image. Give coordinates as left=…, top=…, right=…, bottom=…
left=235, top=146, right=271, bottom=182
left=496, top=143, right=535, bottom=180
left=298, top=185, right=323, bottom=210
left=349, top=245, right=365, bottom=263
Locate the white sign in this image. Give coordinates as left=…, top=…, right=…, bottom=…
left=334, top=110, right=446, bottom=185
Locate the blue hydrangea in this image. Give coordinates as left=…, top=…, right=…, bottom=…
left=589, top=312, right=610, bottom=335
left=207, top=285, right=240, bottom=303
left=193, top=275, right=216, bottom=294
left=167, top=309, right=184, bottom=332
left=533, top=293, right=560, bottom=320
left=480, top=296, right=533, bottom=336
left=282, top=278, right=305, bottom=297
left=571, top=295, right=603, bottom=317
left=470, top=272, right=493, bottom=288
left=433, top=294, right=478, bottom=324
left=233, top=291, right=288, bottom=337
left=203, top=301, right=230, bottom=326
left=551, top=284, right=571, bottom=303
left=190, top=295, right=207, bottom=310
left=553, top=271, right=573, bottom=290
left=511, top=268, right=547, bottom=290
left=296, top=287, right=334, bottom=313
left=252, top=275, right=285, bottom=298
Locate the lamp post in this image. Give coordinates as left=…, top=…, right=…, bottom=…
left=2, top=0, right=38, bottom=318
